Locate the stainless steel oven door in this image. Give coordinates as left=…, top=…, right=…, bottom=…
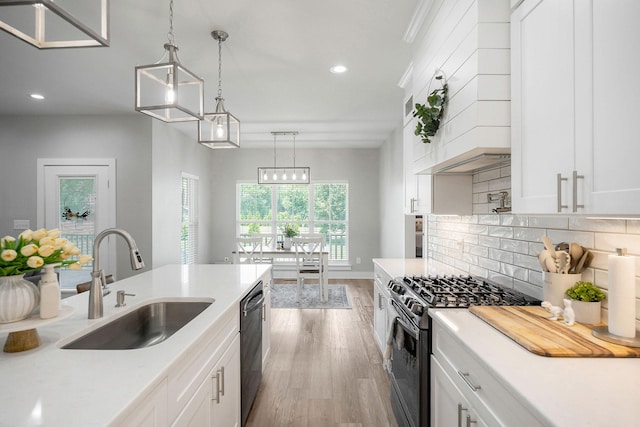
left=389, top=299, right=421, bottom=427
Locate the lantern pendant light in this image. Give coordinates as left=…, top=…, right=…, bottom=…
left=198, top=30, right=240, bottom=148
left=0, top=0, right=109, bottom=49
left=134, top=0, right=204, bottom=123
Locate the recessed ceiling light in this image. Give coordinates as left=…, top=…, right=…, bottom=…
left=30, top=93, right=45, bottom=100
left=330, top=65, right=348, bottom=74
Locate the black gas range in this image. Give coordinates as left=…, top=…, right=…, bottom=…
left=385, top=274, right=540, bottom=427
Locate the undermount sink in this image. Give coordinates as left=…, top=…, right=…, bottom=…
left=62, top=300, right=213, bottom=350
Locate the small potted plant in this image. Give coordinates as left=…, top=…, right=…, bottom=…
left=281, top=223, right=299, bottom=250
left=565, top=281, right=606, bottom=324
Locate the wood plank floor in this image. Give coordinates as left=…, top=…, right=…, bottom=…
left=246, top=279, right=398, bottom=427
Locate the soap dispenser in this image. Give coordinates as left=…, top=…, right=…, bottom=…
left=39, top=264, right=60, bottom=319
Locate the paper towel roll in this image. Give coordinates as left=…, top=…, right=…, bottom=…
left=608, top=252, right=636, bottom=338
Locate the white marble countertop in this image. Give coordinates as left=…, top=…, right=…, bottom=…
left=0, top=263, right=270, bottom=427
left=431, top=309, right=640, bottom=427
left=372, top=258, right=464, bottom=279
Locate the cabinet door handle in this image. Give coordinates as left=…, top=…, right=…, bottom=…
left=213, top=370, right=222, bottom=403
left=557, top=173, right=568, bottom=212
left=410, top=197, right=416, bottom=213
left=219, top=366, right=225, bottom=397
left=378, top=293, right=384, bottom=310
left=262, top=303, right=266, bottom=321
left=457, top=370, right=481, bottom=392
left=466, top=414, right=478, bottom=427
left=457, top=403, right=467, bottom=427
left=572, top=170, right=584, bottom=212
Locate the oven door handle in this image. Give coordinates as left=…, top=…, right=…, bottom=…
left=389, top=299, right=420, bottom=340
left=395, top=316, right=420, bottom=341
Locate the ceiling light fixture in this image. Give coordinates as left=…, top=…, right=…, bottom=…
left=0, top=0, right=109, bottom=49
left=198, top=30, right=240, bottom=149
left=330, top=64, right=348, bottom=74
left=30, top=93, right=45, bottom=100
left=134, top=0, right=204, bottom=123
left=258, top=132, right=310, bottom=184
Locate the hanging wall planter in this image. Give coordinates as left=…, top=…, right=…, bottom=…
left=413, top=70, right=448, bottom=144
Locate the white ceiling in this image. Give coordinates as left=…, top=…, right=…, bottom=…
left=0, top=0, right=420, bottom=149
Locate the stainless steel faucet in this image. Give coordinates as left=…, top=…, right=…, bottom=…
left=88, top=228, right=145, bottom=319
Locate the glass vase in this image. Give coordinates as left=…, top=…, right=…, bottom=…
left=0, top=274, right=40, bottom=323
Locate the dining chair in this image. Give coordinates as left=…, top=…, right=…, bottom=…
left=236, top=237, right=263, bottom=264
left=292, top=235, right=324, bottom=301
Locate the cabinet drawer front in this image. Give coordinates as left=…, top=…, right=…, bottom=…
left=433, top=322, right=546, bottom=427
left=168, top=307, right=239, bottom=421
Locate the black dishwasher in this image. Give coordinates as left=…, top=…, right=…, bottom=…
left=240, top=281, right=264, bottom=426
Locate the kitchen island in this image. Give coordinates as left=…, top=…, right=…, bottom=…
left=0, top=263, right=270, bottom=427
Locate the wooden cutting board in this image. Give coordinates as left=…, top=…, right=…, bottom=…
left=469, top=305, right=640, bottom=357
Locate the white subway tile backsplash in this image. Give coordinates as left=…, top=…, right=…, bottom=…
left=488, top=177, right=510, bottom=191
left=500, top=215, right=528, bottom=227
left=594, top=233, right=640, bottom=255
left=489, top=248, right=514, bottom=263
left=569, top=217, right=625, bottom=233
left=478, top=214, right=501, bottom=225
left=627, top=220, right=640, bottom=234
left=478, top=235, right=501, bottom=248
left=500, top=239, right=528, bottom=254
left=476, top=168, right=501, bottom=182
left=488, top=226, right=513, bottom=238
left=426, top=213, right=640, bottom=322
left=513, top=227, right=547, bottom=241
left=528, top=216, right=569, bottom=229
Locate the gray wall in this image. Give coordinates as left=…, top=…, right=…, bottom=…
left=151, top=121, right=214, bottom=266
left=208, top=146, right=381, bottom=274
left=0, top=115, right=153, bottom=279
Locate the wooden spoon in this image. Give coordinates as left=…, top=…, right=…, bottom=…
left=575, top=250, right=592, bottom=274
left=569, top=243, right=584, bottom=272
left=541, top=236, right=557, bottom=259
left=538, top=250, right=550, bottom=271
left=545, top=255, right=558, bottom=273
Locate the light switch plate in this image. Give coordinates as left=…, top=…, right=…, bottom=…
left=13, top=219, right=30, bottom=230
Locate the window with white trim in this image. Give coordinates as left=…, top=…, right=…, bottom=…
left=181, top=173, right=199, bottom=264
left=237, top=182, right=348, bottom=262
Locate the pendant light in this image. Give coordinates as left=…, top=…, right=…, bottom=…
left=198, top=30, right=240, bottom=148
left=258, top=132, right=310, bottom=184
left=134, top=0, right=204, bottom=123
left=0, top=0, right=109, bottom=49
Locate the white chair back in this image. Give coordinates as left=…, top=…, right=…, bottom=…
left=236, top=237, right=263, bottom=263
left=253, top=233, right=276, bottom=249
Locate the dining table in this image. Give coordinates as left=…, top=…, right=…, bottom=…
left=233, top=246, right=329, bottom=302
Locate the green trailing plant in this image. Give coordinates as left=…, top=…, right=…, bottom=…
left=413, top=79, right=448, bottom=144
left=566, top=281, right=606, bottom=302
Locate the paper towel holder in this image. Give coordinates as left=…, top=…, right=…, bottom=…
left=592, top=247, right=640, bottom=347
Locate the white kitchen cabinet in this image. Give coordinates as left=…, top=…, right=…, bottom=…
left=262, top=278, right=271, bottom=369
left=432, top=313, right=546, bottom=427
left=404, top=117, right=432, bottom=215
left=403, top=117, right=472, bottom=215
left=116, top=379, right=169, bottom=427
left=511, top=0, right=640, bottom=214
left=431, top=357, right=491, bottom=427
left=172, top=333, right=241, bottom=427
left=373, top=265, right=391, bottom=354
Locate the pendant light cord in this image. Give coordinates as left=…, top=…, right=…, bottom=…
left=273, top=133, right=277, bottom=168
left=292, top=133, right=296, bottom=168
left=167, top=0, right=175, bottom=45
left=217, top=36, right=223, bottom=98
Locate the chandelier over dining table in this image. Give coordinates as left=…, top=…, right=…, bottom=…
left=258, top=132, right=310, bottom=184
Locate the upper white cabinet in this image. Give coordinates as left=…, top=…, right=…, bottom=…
left=511, top=0, right=640, bottom=214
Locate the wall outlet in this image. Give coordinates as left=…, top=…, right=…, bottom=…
left=356, top=257, right=361, bottom=264
left=13, top=219, right=30, bottom=230
left=224, top=256, right=230, bottom=263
